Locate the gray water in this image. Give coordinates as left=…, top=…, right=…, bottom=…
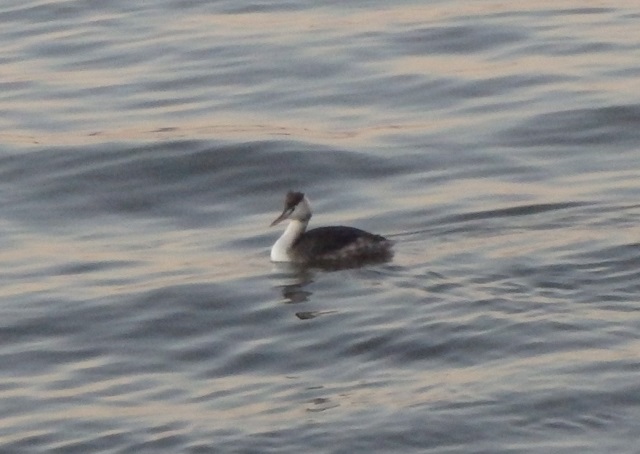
left=1, top=1, right=640, bottom=452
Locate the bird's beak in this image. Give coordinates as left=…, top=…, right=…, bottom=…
left=270, top=209, right=290, bottom=227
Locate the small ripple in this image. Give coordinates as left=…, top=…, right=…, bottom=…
left=499, top=104, right=640, bottom=148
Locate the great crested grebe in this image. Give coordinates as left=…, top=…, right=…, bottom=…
left=269, top=191, right=392, bottom=266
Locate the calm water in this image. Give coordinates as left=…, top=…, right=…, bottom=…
left=1, top=0, right=640, bottom=452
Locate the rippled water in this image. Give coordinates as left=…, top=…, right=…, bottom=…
left=1, top=1, right=640, bottom=452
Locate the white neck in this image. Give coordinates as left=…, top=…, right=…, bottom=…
left=271, top=219, right=308, bottom=262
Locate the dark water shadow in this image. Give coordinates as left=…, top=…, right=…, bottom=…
left=392, top=201, right=592, bottom=240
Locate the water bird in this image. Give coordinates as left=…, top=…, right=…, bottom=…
left=270, top=191, right=392, bottom=267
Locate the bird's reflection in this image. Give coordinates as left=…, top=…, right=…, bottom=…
left=271, top=263, right=340, bottom=320
left=270, top=259, right=389, bottom=319
left=272, top=262, right=314, bottom=302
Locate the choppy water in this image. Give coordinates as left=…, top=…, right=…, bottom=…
left=1, top=1, right=640, bottom=452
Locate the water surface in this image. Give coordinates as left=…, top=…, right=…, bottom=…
left=1, top=1, right=639, bottom=452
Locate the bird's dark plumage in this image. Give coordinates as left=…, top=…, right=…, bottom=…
left=290, top=226, right=392, bottom=266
